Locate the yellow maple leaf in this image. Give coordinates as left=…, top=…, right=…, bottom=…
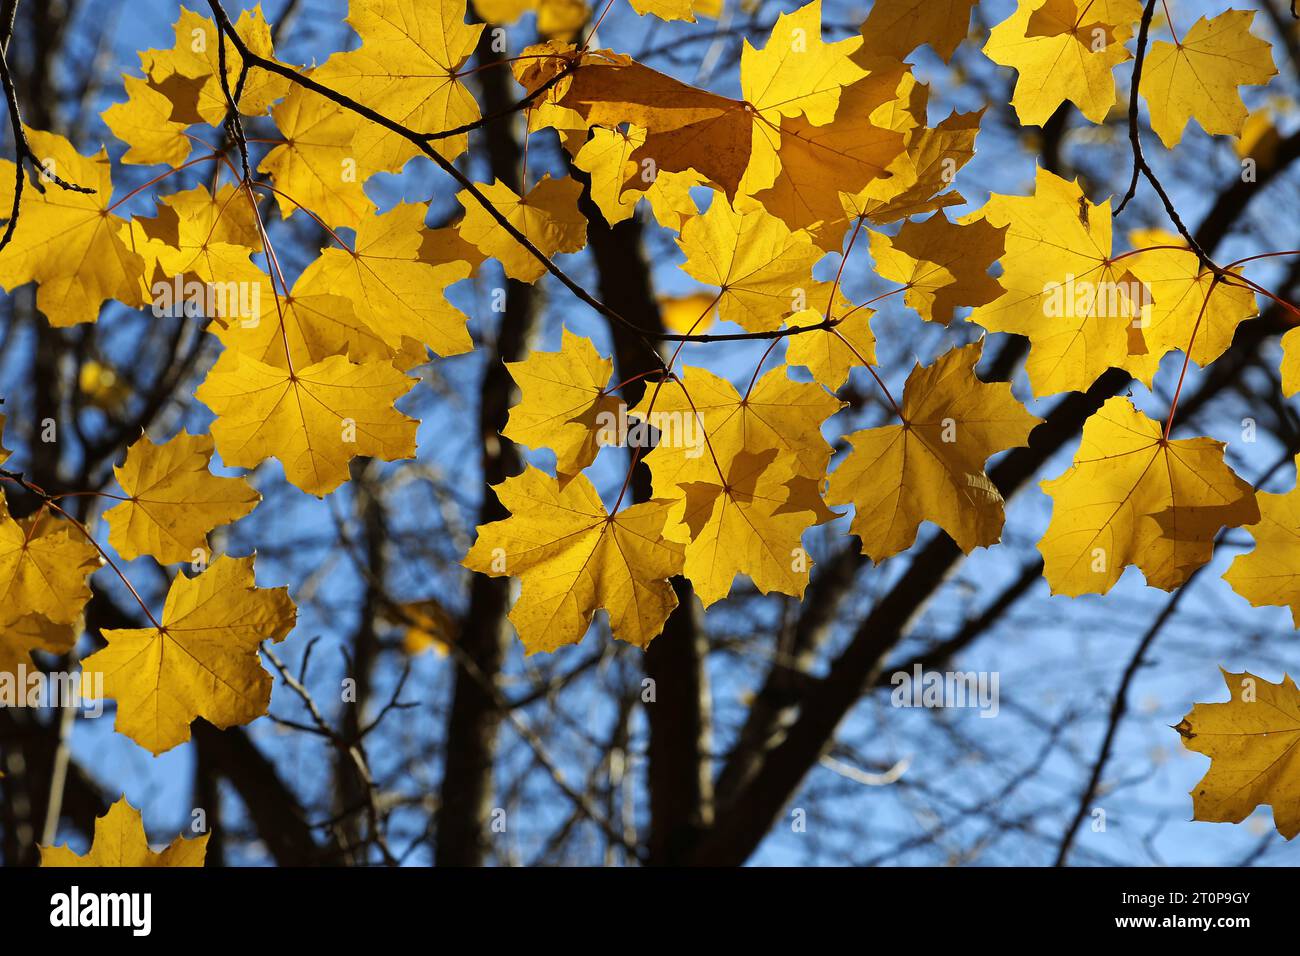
left=856, top=106, right=983, bottom=226
left=123, top=182, right=265, bottom=296
left=84, top=555, right=296, bottom=755
left=139, top=182, right=263, bottom=254
left=214, top=274, right=396, bottom=370
left=667, top=448, right=822, bottom=606
left=740, top=0, right=866, bottom=126
left=868, top=213, right=1006, bottom=324
left=456, top=176, right=587, bottom=283
left=1223, top=460, right=1300, bottom=626
left=297, top=202, right=473, bottom=358
left=677, top=197, right=829, bottom=332
left=0, top=494, right=101, bottom=629
left=1038, top=396, right=1259, bottom=596
left=1124, top=245, right=1257, bottom=369
left=963, top=166, right=1149, bottom=397
left=463, top=467, right=686, bottom=652
left=195, top=350, right=419, bottom=497
left=141, top=5, right=290, bottom=126
left=0, top=128, right=145, bottom=326
left=633, top=363, right=844, bottom=494
left=573, top=125, right=702, bottom=229
left=259, top=84, right=380, bottom=230
left=503, top=328, right=622, bottom=484
left=858, top=0, right=979, bottom=63
left=1176, top=669, right=1300, bottom=840
left=1140, top=10, right=1276, bottom=149
left=537, top=0, right=591, bottom=38
left=784, top=302, right=876, bottom=390
left=105, top=431, right=260, bottom=565
left=40, top=797, right=209, bottom=867
left=628, top=0, right=694, bottom=22
left=313, top=0, right=483, bottom=171
left=1236, top=107, right=1280, bottom=165
left=826, top=341, right=1040, bottom=561
left=984, top=0, right=1133, bottom=127
left=102, top=75, right=191, bottom=167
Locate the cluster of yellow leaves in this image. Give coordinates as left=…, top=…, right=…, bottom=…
left=960, top=169, right=1258, bottom=398
left=984, top=1, right=1275, bottom=142
left=454, top=0, right=1284, bottom=657
left=0, top=0, right=1290, bottom=852
left=85, top=3, right=483, bottom=499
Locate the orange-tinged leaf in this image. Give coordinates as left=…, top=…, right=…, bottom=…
left=856, top=106, right=983, bottom=226
left=1038, top=396, right=1259, bottom=596
left=826, top=341, right=1040, bottom=561
left=858, top=0, right=979, bottom=63
left=84, top=555, right=296, bottom=755
left=751, top=75, right=907, bottom=248
left=463, top=467, right=685, bottom=652
left=195, top=350, right=419, bottom=497
left=1176, top=669, right=1300, bottom=840
left=105, top=431, right=260, bottom=565
left=40, top=797, right=209, bottom=867
left=534, top=47, right=755, bottom=200
left=868, top=213, right=1006, bottom=324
